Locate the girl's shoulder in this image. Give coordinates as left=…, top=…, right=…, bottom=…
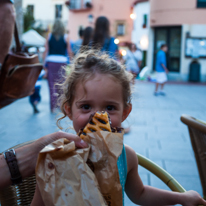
left=124, top=144, right=139, bottom=174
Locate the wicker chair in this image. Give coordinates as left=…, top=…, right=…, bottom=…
left=0, top=142, right=186, bottom=205
left=181, top=114, right=206, bottom=199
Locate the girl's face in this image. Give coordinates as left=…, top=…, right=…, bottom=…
left=65, top=73, right=131, bottom=133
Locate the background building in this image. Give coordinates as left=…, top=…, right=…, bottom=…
left=147, top=0, right=206, bottom=82
left=22, top=0, right=69, bottom=32
left=131, top=0, right=150, bottom=68
left=67, top=0, right=134, bottom=43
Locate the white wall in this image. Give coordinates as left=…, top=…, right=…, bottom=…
left=180, top=24, right=206, bottom=82
left=132, top=1, right=150, bottom=51
left=147, top=27, right=154, bottom=71
left=148, top=24, right=206, bottom=82
left=23, top=0, right=69, bottom=29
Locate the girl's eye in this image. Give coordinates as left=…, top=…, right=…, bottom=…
left=106, top=105, right=115, bottom=111
left=81, top=104, right=91, bottom=110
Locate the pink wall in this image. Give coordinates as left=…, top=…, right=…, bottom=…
left=150, top=0, right=206, bottom=26
left=68, top=0, right=134, bottom=42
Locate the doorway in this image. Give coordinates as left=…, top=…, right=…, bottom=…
left=153, top=26, right=182, bottom=72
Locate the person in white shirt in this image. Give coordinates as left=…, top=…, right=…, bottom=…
left=124, top=43, right=142, bottom=84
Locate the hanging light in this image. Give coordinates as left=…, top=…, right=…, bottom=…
left=130, top=13, right=136, bottom=19
left=140, top=35, right=149, bottom=50
left=114, top=38, right=119, bottom=44
left=121, top=49, right=127, bottom=56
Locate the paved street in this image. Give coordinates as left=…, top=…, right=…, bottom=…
left=0, top=79, right=205, bottom=205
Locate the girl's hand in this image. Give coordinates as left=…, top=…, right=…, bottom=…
left=182, top=190, right=206, bottom=206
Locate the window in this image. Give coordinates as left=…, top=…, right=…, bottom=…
left=27, top=5, right=34, bottom=17
left=153, top=27, right=182, bottom=72
left=117, top=24, right=125, bottom=36
left=197, top=0, right=206, bottom=7
left=143, top=14, right=147, bottom=28
left=69, top=0, right=81, bottom=9
left=55, top=5, right=62, bottom=18
left=84, top=0, right=92, bottom=8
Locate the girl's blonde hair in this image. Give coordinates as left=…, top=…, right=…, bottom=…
left=57, top=50, right=133, bottom=128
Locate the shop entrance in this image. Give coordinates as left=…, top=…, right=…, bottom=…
left=153, top=26, right=181, bottom=72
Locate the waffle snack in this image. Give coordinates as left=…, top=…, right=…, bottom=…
left=78, top=111, right=124, bottom=140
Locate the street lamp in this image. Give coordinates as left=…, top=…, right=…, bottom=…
left=130, top=13, right=136, bottom=19
left=140, top=35, right=149, bottom=50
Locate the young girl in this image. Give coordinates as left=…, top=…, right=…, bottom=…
left=31, top=50, right=206, bottom=206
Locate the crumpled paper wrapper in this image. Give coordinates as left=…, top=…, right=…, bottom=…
left=35, top=131, right=123, bottom=206
left=84, top=131, right=123, bottom=206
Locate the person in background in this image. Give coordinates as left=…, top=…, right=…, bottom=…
left=154, top=44, right=169, bottom=96
left=31, top=50, right=206, bottom=206
left=29, top=69, right=45, bottom=113
left=92, top=16, right=119, bottom=59
left=0, top=1, right=88, bottom=192
left=72, top=27, right=84, bottom=55
left=124, top=43, right=142, bottom=84
left=92, top=16, right=131, bottom=132
left=81, top=26, right=93, bottom=48
left=43, top=19, right=72, bottom=113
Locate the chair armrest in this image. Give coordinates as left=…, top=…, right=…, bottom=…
left=137, top=152, right=186, bottom=192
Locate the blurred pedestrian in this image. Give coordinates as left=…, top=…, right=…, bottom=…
left=92, top=16, right=119, bottom=59
left=81, top=26, right=93, bottom=48
left=29, top=69, right=45, bottom=113
left=124, top=43, right=142, bottom=84
left=154, top=44, right=169, bottom=96
left=43, top=19, right=72, bottom=113
left=72, top=27, right=84, bottom=55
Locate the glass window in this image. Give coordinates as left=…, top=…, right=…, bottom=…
left=55, top=5, right=62, bottom=18
left=197, top=0, right=206, bottom=7
left=27, top=5, right=34, bottom=17
left=70, top=0, right=81, bottom=9
left=84, top=0, right=92, bottom=7
left=117, top=24, right=125, bottom=36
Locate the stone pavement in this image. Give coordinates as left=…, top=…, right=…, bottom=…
left=0, top=79, right=205, bottom=206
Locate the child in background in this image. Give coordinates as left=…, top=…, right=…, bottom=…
left=31, top=50, right=206, bottom=206
left=154, top=44, right=169, bottom=96
left=29, top=69, right=45, bottom=113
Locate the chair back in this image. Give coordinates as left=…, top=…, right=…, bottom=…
left=181, top=114, right=206, bottom=199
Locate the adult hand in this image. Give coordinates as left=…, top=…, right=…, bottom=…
left=17, top=132, right=88, bottom=180
left=0, top=132, right=87, bottom=189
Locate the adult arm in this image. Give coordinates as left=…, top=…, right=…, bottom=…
left=161, top=63, right=169, bottom=73
left=0, top=2, right=15, bottom=64
left=66, top=34, right=73, bottom=59
left=0, top=131, right=87, bottom=190
left=42, top=35, right=49, bottom=77
left=124, top=145, right=206, bottom=206
left=42, top=35, right=49, bottom=62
